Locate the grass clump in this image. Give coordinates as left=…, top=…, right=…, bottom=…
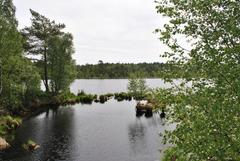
left=0, top=115, right=22, bottom=136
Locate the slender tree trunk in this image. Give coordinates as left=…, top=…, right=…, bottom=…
left=44, top=47, right=49, bottom=92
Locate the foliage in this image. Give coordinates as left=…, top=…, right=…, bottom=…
left=161, top=147, right=186, bottom=161
left=22, top=139, right=40, bottom=151
left=155, top=0, right=240, bottom=160
left=77, top=91, right=96, bottom=104
left=127, top=76, right=138, bottom=96
left=47, top=33, right=76, bottom=94
left=22, top=9, right=76, bottom=95
left=0, top=0, right=17, bottom=26
left=76, top=62, right=185, bottom=79
left=0, top=115, right=22, bottom=136
left=149, top=88, right=172, bottom=111
left=127, top=73, right=148, bottom=99
left=57, top=91, right=96, bottom=105
left=22, top=9, right=65, bottom=92
left=114, top=92, right=132, bottom=101
left=0, top=1, right=41, bottom=112
left=1, top=0, right=76, bottom=112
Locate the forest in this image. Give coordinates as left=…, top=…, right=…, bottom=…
left=0, top=0, right=76, bottom=114
left=77, top=62, right=182, bottom=79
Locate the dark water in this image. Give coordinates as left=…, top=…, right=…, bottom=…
left=1, top=79, right=174, bottom=161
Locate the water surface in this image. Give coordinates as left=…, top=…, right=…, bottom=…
left=1, top=79, right=174, bottom=161
left=70, top=79, right=180, bottom=94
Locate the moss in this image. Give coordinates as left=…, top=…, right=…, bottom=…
left=0, top=116, right=22, bottom=137
left=105, top=93, right=114, bottom=98
left=78, top=95, right=94, bottom=104
left=22, top=139, right=40, bottom=151
left=114, top=92, right=132, bottom=101
left=56, top=92, right=96, bottom=105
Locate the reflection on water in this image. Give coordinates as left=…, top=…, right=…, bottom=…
left=1, top=79, right=175, bottom=161
left=70, top=79, right=182, bottom=94
left=1, top=100, right=172, bottom=161
left=128, top=119, right=147, bottom=155
left=36, top=108, right=74, bottom=161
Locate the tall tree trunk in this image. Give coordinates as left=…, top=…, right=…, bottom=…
left=44, top=47, right=49, bottom=92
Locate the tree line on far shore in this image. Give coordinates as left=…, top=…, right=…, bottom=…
left=76, top=61, right=187, bottom=79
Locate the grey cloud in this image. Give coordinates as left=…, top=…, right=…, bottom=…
left=13, top=0, right=169, bottom=65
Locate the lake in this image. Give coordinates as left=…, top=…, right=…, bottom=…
left=1, top=79, right=175, bottom=161
left=70, top=79, right=181, bottom=94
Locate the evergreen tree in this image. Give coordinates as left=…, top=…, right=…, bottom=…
left=0, top=0, right=17, bottom=26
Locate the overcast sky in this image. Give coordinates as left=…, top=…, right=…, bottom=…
left=13, top=0, right=169, bottom=65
